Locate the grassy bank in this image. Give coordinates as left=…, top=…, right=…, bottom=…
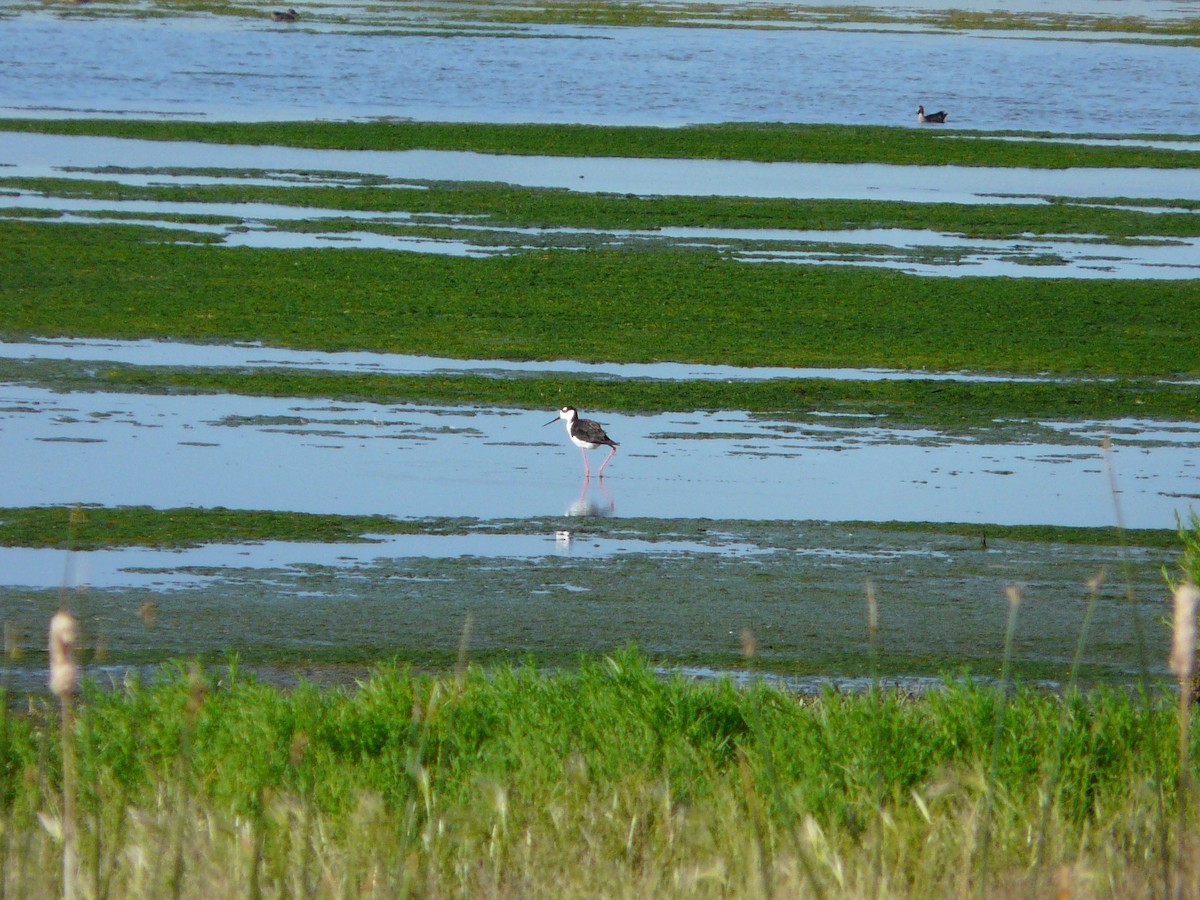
left=0, top=506, right=441, bottom=550
left=4, top=220, right=1200, bottom=378
left=10, top=175, right=1200, bottom=242
left=4, top=118, right=1200, bottom=168
left=7, top=357, right=1197, bottom=431
left=0, top=505, right=1181, bottom=551
left=1, top=650, right=1196, bottom=898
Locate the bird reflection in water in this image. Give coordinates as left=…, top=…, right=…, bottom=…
left=566, top=474, right=615, bottom=517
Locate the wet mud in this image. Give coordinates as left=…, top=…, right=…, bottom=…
left=0, top=519, right=1177, bottom=694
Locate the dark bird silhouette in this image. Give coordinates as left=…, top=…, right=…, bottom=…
left=271, top=8, right=299, bottom=22
left=544, top=406, right=618, bottom=476
left=917, top=105, right=948, bottom=124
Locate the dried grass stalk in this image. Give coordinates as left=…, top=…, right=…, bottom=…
left=1169, top=583, right=1198, bottom=685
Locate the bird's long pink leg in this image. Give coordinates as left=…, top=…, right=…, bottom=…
left=580, top=447, right=591, bottom=476
left=597, top=445, right=617, bottom=476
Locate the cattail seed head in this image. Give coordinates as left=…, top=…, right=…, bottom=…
left=48, top=610, right=79, bottom=698
left=1170, top=582, right=1199, bottom=683
left=1005, top=584, right=1024, bottom=610
left=740, top=628, right=756, bottom=659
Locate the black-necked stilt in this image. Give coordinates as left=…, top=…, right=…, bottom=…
left=544, top=406, right=618, bottom=476
left=917, top=105, right=948, bottom=124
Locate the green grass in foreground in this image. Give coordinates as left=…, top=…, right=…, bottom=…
left=2, top=649, right=1196, bottom=898
left=4, top=118, right=1199, bottom=168
left=5, top=219, right=1200, bottom=377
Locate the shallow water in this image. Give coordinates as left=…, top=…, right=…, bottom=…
left=9, top=183, right=1200, bottom=278
left=0, top=516, right=1176, bottom=693
left=3, top=9, right=1199, bottom=132
left=7, top=133, right=1200, bottom=205
left=2, top=531, right=773, bottom=591
left=7, top=131, right=1200, bottom=279
left=2, top=383, right=1196, bottom=529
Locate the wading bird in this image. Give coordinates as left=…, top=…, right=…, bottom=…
left=544, top=406, right=619, bottom=476
left=917, top=105, right=948, bottom=124
left=271, top=8, right=299, bottom=21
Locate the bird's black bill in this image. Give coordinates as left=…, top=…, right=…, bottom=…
left=543, top=416, right=559, bottom=427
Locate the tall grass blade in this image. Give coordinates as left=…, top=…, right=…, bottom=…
left=1169, top=583, right=1198, bottom=900
left=865, top=580, right=884, bottom=900
left=1031, top=569, right=1106, bottom=891
left=976, top=585, right=1022, bottom=899
left=1104, top=436, right=1170, bottom=899
left=49, top=609, right=79, bottom=900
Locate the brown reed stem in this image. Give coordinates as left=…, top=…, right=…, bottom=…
left=1175, top=685, right=1190, bottom=900
left=60, top=693, right=77, bottom=900
left=1170, top=583, right=1197, bottom=900
left=1104, top=437, right=1171, bottom=900
left=865, top=580, right=883, bottom=900
left=49, top=610, right=80, bottom=900
left=1030, top=569, right=1106, bottom=893
left=976, top=584, right=1022, bottom=900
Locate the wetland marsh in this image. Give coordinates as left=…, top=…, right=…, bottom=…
left=6, top=4, right=1200, bottom=897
